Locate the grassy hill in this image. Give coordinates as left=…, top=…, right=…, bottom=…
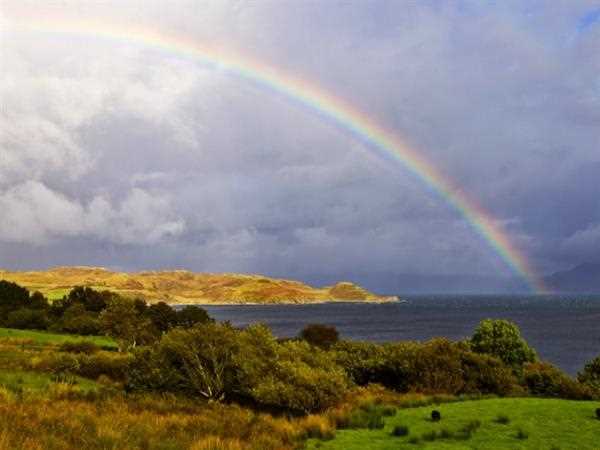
left=0, top=266, right=395, bottom=304
left=308, top=397, right=600, bottom=449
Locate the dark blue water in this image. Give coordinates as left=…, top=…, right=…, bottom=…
left=202, top=295, right=600, bottom=375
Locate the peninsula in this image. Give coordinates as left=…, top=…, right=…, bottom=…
left=0, top=266, right=396, bottom=304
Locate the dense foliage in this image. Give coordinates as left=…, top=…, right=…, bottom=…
left=470, top=319, right=537, bottom=368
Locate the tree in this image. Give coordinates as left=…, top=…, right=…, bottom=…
left=578, top=355, right=600, bottom=392
left=29, top=291, right=49, bottom=310
left=147, top=301, right=178, bottom=333
left=100, top=297, right=155, bottom=351
left=0, top=280, right=30, bottom=316
left=5, top=308, right=49, bottom=330
left=176, top=305, right=212, bottom=328
left=470, top=319, right=536, bottom=368
left=300, top=324, right=339, bottom=349
left=156, top=322, right=239, bottom=400
left=60, top=304, right=101, bottom=335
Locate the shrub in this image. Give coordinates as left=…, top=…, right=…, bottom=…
left=460, top=350, right=520, bottom=395
left=59, top=340, right=100, bottom=354
left=431, top=410, right=441, bottom=421
left=300, top=324, right=339, bottom=349
left=247, top=340, right=349, bottom=413
left=406, top=339, right=465, bottom=394
left=578, top=355, right=600, bottom=392
left=495, top=414, right=510, bottom=424
left=516, top=428, right=529, bottom=440
left=391, top=425, right=409, bottom=437
left=298, top=415, right=335, bottom=440
left=470, top=319, right=536, bottom=368
left=523, top=362, right=593, bottom=400
left=332, top=341, right=397, bottom=387
left=75, top=352, right=132, bottom=381
left=347, top=408, right=385, bottom=429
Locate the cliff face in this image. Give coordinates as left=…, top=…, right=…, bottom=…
left=0, top=267, right=396, bottom=304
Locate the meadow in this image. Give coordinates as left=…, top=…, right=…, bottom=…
left=0, top=327, right=116, bottom=348
left=307, top=397, right=600, bottom=450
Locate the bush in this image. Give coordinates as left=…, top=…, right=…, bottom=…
left=523, top=362, right=593, bottom=400
left=516, top=428, right=529, bottom=440
left=470, top=319, right=536, bottom=369
left=346, top=408, right=385, bottom=429
left=495, top=414, right=510, bottom=424
left=578, top=355, right=600, bottom=392
left=300, top=324, right=339, bottom=349
left=75, top=352, right=132, bottom=381
left=246, top=340, right=350, bottom=413
left=460, top=350, right=520, bottom=396
left=391, top=425, right=409, bottom=437
left=5, top=308, right=49, bottom=330
left=59, top=341, right=100, bottom=354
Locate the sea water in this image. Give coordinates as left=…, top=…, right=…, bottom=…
left=202, top=295, right=600, bottom=375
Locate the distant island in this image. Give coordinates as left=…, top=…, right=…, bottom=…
left=544, top=262, right=600, bottom=293
left=0, top=266, right=396, bottom=304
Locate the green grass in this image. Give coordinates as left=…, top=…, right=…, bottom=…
left=309, top=398, right=600, bottom=449
left=0, top=369, right=99, bottom=393
left=0, top=327, right=116, bottom=348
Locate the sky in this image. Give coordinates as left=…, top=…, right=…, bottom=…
left=0, top=1, right=599, bottom=293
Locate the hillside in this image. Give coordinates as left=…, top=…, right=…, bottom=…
left=545, top=262, right=600, bottom=293
left=0, top=266, right=396, bottom=304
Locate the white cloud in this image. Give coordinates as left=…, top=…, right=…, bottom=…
left=0, top=182, right=185, bottom=245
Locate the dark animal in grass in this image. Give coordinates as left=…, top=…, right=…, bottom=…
left=596, top=408, right=600, bottom=420
left=431, top=410, right=441, bottom=422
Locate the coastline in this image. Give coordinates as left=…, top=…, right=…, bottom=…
left=173, top=296, right=401, bottom=306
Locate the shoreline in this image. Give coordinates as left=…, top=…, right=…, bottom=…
left=173, top=297, right=401, bottom=306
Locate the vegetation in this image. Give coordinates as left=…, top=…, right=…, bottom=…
left=307, top=398, right=600, bottom=449
left=0, top=266, right=391, bottom=304
left=1, top=280, right=600, bottom=449
left=470, top=319, right=537, bottom=368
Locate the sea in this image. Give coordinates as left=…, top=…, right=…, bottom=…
left=201, top=295, right=600, bottom=376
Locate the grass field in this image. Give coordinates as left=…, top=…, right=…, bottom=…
left=308, top=398, right=600, bottom=450
left=0, top=327, right=116, bottom=348
left=0, top=369, right=99, bottom=393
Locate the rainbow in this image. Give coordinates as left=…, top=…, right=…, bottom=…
left=5, top=14, right=547, bottom=293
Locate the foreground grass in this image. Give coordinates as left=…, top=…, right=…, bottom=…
left=308, top=398, right=600, bottom=450
left=0, top=370, right=98, bottom=393
left=0, top=327, right=115, bottom=348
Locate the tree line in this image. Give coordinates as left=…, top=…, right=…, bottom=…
left=1, top=279, right=600, bottom=414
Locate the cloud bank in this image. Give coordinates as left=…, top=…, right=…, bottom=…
left=1, top=1, right=598, bottom=292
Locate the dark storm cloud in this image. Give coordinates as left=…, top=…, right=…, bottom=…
left=1, top=1, right=598, bottom=291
